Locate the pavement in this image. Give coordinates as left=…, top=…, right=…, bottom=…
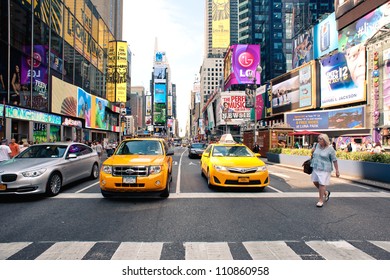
left=263, top=158, right=390, bottom=192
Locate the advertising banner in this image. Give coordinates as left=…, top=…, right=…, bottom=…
left=313, top=12, right=338, bottom=59
left=167, top=95, right=173, bottom=116
left=285, top=105, right=365, bottom=130
left=271, top=61, right=315, bottom=115
left=319, top=49, right=365, bottom=108
left=21, top=45, right=48, bottom=85
left=154, top=66, right=166, bottom=83
left=106, top=41, right=128, bottom=102
left=338, top=3, right=390, bottom=52
left=154, top=84, right=166, bottom=104
left=145, top=115, right=152, bottom=126
left=153, top=103, right=166, bottom=125
left=77, top=88, right=91, bottom=128
left=216, top=91, right=251, bottom=125
left=5, top=105, right=61, bottom=125
left=255, top=85, right=267, bottom=121
left=145, top=95, right=152, bottom=115
left=94, top=96, right=108, bottom=130
left=224, top=44, right=261, bottom=90
left=207, top=105, right=215, bottom=129
left=292, top=29, right=314, bottom=69
left=212, top=0, right=230, bottom=49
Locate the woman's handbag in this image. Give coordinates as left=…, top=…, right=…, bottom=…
left=302, top=159, right=312, bottom=174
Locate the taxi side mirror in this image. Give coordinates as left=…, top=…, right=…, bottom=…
left=202, top=152, right=210, bottom=157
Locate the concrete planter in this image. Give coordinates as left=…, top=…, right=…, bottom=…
left=266, top=152, right=389, bottom=183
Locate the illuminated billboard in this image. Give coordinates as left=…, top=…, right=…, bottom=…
left=154, top=84, right=166, bottom=104
left=285, top=105, right=365, bottom=130
left=319, top=49, right=366, bottom=108
left=154, top=66, right=166, bottom=83
left=313, top=12, right=338, bottom=59
left=216, top=91, right=251, bottom=126
left=292, top=29, right=314, bottom=69
left=106, top=41, right=128, bottom=102
left=271, top=61, right=316, bottom=115
left=212, top=0, right=230, bottom=49
left=224, top=44, right=261, bottom=90
left=338, top=3, right=390, bottom=52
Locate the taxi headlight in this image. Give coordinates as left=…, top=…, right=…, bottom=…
left=214, top=165, right=227, bottom=171
left=149, top=166, right=162, bottom=175
left=102, top=165, right=113, bottom=174
left=22, top=168, right=46, bottom=177
left=257, top=166, right=268, bottom=172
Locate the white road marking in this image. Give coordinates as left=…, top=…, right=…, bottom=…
left=0, top=242, right=31, bottom=260
left=184, top=242, right=233, bottom=260
left=75, top=182, right=99, bottom=193
left=306, top=240, right=374, bottom=260
left=244, top=241, right=301, bottom=260
left=175, top=149, right=187, bottom=194
left=370, top=241, right=390, bottom=253
left=55, top=192, right=390, bottom=199
left=268, top=171, right=290, bottom=178
left=36, top=242, right=96, bottom=260
left=111, top=242, right=163, bottom=260
left=266, top=185, right=283, bottom=193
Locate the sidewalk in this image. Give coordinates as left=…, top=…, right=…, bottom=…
left=263, top=158, right=390, bottom=191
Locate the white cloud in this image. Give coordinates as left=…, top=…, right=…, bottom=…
left=123, top=0, right=204, bottom=136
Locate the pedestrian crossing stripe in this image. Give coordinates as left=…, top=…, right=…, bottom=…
left=0, top=240, right=389, bottom=260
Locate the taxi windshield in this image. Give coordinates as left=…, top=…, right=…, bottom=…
left=212, top=145, right=252, bottom=157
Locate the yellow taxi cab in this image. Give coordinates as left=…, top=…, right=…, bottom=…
left=99, top=137, right=173, bottom=198
left=200, top=134, right=269, bottom=190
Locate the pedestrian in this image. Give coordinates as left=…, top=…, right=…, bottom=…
left=0, top=139, right=12, bottom=162
left=252, top=143, right=260, bottom=153
left=20, top=141, right=29, bottom=153
left=9, top=138, right=20, bottom=158
left=311, top=133, right=340, bottom=208
left=95, top=141, right=103, bottom=159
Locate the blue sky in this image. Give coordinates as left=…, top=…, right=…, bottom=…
left=123, top=0, right=204, bottom=136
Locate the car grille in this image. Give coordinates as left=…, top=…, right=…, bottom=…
left=225, top=179, right=261, bottom=185
left=226, top=167, right=258, bottom=174
left=112, top=166, right=148, bottom=176
left=115, top=183, right=145, bottom=188
left=1, top=174, right=17, bottom=182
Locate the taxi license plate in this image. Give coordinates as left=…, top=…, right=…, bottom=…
left=238, top=177, right=250, bottom=183
left=123, top=176, right=136, bottom=184
left=0, top=184, right=6, bottom=191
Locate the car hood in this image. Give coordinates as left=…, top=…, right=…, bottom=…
left=210, top=157, right=266, bottom=167
left=0, top=158, right=62, bottom=172
left=103, top=155, right=166, bottom=166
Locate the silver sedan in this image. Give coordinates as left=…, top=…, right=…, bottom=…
left=0, top=142, right=100, bottom=196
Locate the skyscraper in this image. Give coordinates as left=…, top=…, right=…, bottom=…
left=238, top=0, right=334, bottom=83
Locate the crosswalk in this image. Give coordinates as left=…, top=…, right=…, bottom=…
left=1, top=240, right=389, bottom=260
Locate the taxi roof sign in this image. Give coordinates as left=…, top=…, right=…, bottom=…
left=219, top=134, right=236, bottom=144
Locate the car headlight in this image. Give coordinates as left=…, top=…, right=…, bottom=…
left=22, top=169, right=46, bottom=177
left=149, top=166, right=162, bottom=175
left=102, top=165, right=113, bottom=174
left=214, top=165, right=227, bottom=171
left=257, top=166, right=268, bottom=172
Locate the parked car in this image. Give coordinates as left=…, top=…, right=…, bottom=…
left=200, top=134, right=269, bottom=190
left=188, top=142, right=207, bottom=158
left=0, top=142, right=100, bottom=196
left=100, top=137, right=174, bottom=198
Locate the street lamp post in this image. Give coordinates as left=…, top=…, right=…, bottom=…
left=248, top=65, right=262, bottom=147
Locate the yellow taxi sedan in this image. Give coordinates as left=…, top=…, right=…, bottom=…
left=200, top=135, right=269, bottom=190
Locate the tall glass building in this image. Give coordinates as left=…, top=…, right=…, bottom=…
left=238, top=0, right=334, bottom=83
left=0, top=0, right=124, bottom=143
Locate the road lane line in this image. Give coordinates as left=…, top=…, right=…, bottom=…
left=306, top=241, right=374, bottom=260
left=244, top=241, right=301, bottom=260
left=269, top=171, right=290, bottom=178
left=266, top=185, right=283, bottom=193
left=0, top=242, right=31, bottom=260
left=36, top=242, right=96, bottom=260
left=55, top=191, right=390, bottom=199
left=75, top=182, right=99, bottom=193
left=111, top=242, right=163, bottom=260
left=175, top=149, right=187, bottom=194
left=184, top=242, right=233, bottom=260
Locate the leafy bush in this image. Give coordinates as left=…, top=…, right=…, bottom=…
left=268, top=148, right=390, bottom=164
